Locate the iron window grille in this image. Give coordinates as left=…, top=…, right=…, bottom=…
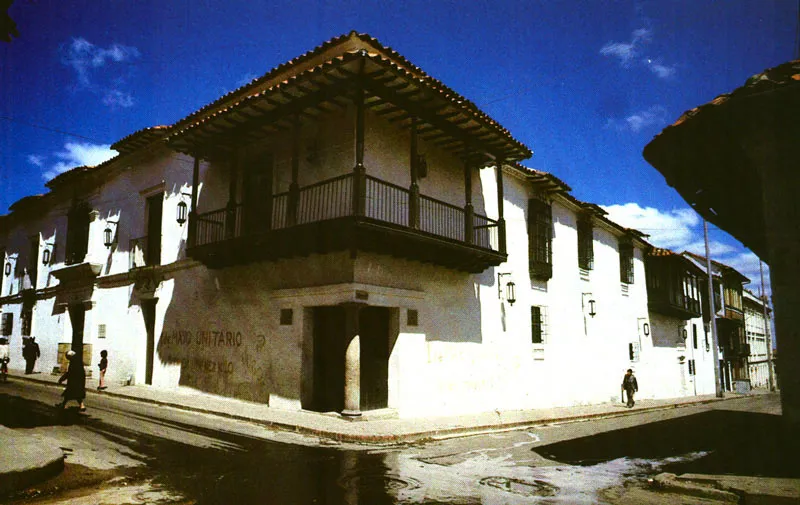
left=619, top=241, right=635, bottom=284
left=1, top=313, right=12, bottom=336
left=577, top=216, right=594, bottom=270
left=528, top=197, right=553, bottom=281
left=531, top=305, right=547, bottom=344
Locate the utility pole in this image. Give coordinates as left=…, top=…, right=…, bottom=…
left=704, top=220, right=724, bottom=398
left=760, top=260, right=776, bottom=391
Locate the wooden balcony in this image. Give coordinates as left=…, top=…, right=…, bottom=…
left=649, top=290, right=702, bottom=320
left=188, top=173, right=506, bottom=272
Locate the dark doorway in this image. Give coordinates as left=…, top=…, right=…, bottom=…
left=68, top=304, right=85, bottom=353
left=142, top=299, right=157, bottom=385
left=311, top=306, right=346, bottom=412
left=308, top=306, right=391, bottom=413
left=360, top=306, right=390, bottom=411
left=146, top=193, right=163, bottom=265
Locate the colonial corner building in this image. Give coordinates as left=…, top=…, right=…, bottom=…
left=0, top=32, right=774, bottom=418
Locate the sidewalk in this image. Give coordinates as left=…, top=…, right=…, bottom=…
left=8, top=369, right=753, bottom=444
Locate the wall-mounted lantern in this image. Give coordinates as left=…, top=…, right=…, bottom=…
left=42, top=242, right=54, bottom=266
left=176, top=200, right=188, bottom=226
left=498, top=272, right=516, bottom=306
left=3, top=262, right=10, bottom=276
left=588, top=299, right=597, bottom=318
left=103, top=220, right=119, bottom=248
left=643, top=322, right=650, bottom=337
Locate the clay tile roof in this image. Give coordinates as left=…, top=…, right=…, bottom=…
left=648, top=247, right=676, bottom=257
left=659, top=59, right=800, bottom=133
left=111, top=125, right=170, bottom=154
left=166, top=31, right=531, bottom=161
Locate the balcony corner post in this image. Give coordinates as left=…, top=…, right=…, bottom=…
left=464, top=159, right=474, bottom=244
left=496, top=159, right=506, bottom=254
left=188, top=154, right=201, bottom=248
left=288, top=115, right=301, bottom=226
left=353, top=83, right=366, bottom=217
left=409, top=117, right=420, bottom=229
left=226, top=152, right=239, bottom=240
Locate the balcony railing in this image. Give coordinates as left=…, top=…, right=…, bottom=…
left=193, top=173, right=500, bottom=252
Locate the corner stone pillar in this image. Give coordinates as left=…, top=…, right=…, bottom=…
left=341, top=303, right=362, bottom=417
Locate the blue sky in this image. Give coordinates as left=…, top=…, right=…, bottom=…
left=1, top=0, right=795, bottom=295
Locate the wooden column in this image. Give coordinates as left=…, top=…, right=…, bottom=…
left=188, top=155, right=200, bottom=248
left=341, top=303, right=362, bottom=417
left=352, top=86, right=366, bottom=217
left=464, top=159, right=474, bottom=244
left=288, top=115, right=300, bottom=227
left=226, top=152, right=239, bottom=239
left=496, top=160, right=506, bottom=254
left=409, top=118, right=420, bottom=229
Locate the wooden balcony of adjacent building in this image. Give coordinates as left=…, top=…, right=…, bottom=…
left=648, top=289, right=702, bottom=320
left=187, top=172, right=506, bottom=273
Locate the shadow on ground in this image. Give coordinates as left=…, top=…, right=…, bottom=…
left=533, top=408, right=796, bottom=478
left=1, top=393, right=402, bottom=505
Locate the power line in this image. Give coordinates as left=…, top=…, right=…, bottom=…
left=0, top=115, right=110, bottom=144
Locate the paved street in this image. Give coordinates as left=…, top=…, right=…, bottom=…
left=0, top=380, right=788, bottom=504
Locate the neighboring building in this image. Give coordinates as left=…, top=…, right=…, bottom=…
left=744, top=289, right=773, bottom=389
left=2, top=32, right=670, bottom=418
left=644, top=248, right=715, bottom=397
left=683, top=252, right=750, bottom=393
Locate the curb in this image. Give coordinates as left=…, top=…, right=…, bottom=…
left=0, top=427, right=65, bottom=497
left=10, top=374, right=751, bottom=445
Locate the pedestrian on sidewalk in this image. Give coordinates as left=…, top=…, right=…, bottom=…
left=97, top=350, right=108, bottom=391
left=621, top=369, right=638, bottom=408
left=22, top=337, right=40, bottom=374
left=0, top=337, right=9, bottom=383
left=56, top=350, right=86, bottom=411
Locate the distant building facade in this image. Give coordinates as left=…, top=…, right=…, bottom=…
left=744, top=289, right=773, bottom=389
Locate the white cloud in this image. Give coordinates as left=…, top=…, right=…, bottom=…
left=683, top=240, right=737, bottom=257
left=607, top=105, right=667, bottom=133
left=27, top=155, right=44, bottom=167
left=600, top=28, right=650, bottom=65
left=645, top=59, right=676, bottom=79
left=601, top=203, right=699, bottom=249
left=41, top=142, right=118, bottom=181
left=600, top=28, right=675, bottom=79
left=103, top=89, right=134, bottom=108
left=60, top=37, right=140, bottom=109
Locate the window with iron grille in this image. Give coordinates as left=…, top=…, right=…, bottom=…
left=21, top=308, right=32, bottom=336
left=1, top=313, right=12, bottom=336
left=531, top=305, right=547, bottom=344
left=619, top=241, right=635, bottom=284
left=528, top=198, right=553, bottom=281
left=577, top=216, right=594, bottom=270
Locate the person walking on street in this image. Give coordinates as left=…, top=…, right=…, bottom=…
left=23, top=337, right=40, bottom=374
left=97, top=350, right=108, bottom=391
left=0, top=337, right=10, bottom=383
left=621, top=368, right=638, bottom=408
left=56, top=350, right=86, bottom=411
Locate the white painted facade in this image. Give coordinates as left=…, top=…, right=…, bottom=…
left=0, top=33, right=712, bottom=419
left=744, top=289, right=773, bottom=389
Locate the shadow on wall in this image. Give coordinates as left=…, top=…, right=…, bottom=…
left=153, top=264, right=279, bottom=404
